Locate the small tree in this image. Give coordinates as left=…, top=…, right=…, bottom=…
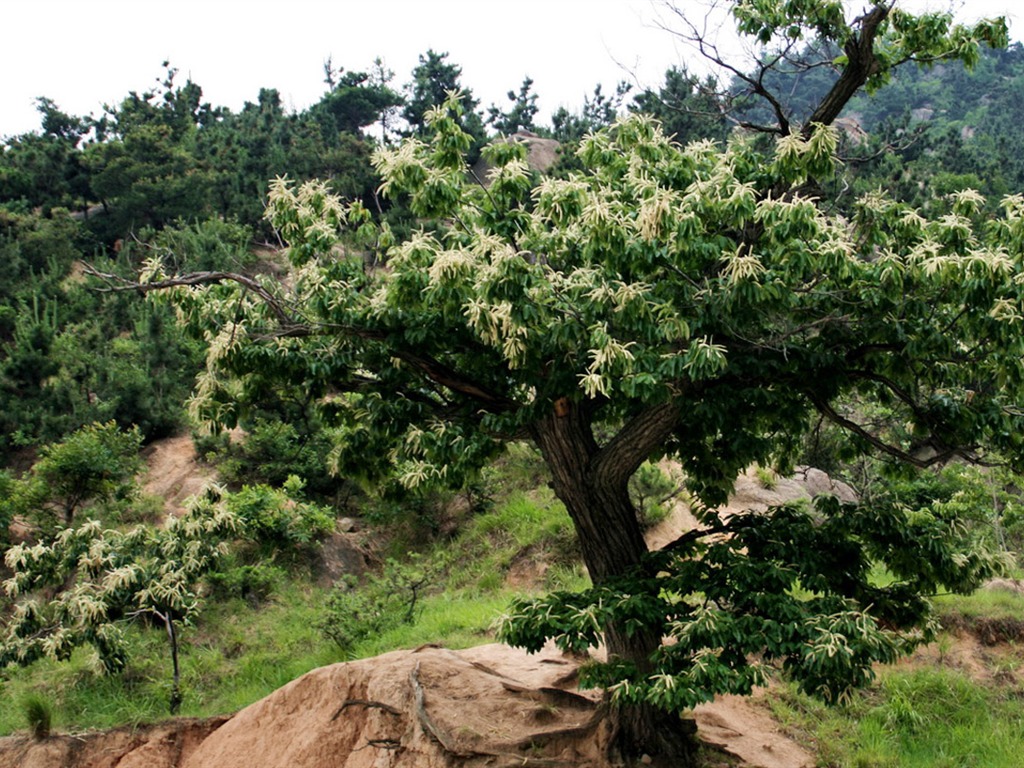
left=7, top=421, right=143, bottom=531
left=487, top=77, right=540, bottom=136
left=91, top=3, right=1015, bottom=762
left=0, top=492, right=237, bottom=714
left=402, top=49, right=486, bottom=159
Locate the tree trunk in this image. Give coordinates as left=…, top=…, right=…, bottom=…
left=160, top=611, right=183, bottom=715
left=531, top=402, right=697, bottom=764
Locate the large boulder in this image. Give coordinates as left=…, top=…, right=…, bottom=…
left=471, top=132, right=562, bottom=184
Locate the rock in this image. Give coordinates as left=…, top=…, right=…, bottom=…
left=314, top=532, right=372, bottom=587
left=181, top=645, right=608, bottom=768
left=794, top=467, right=858, bottom=504
left=471, top=133, right=562, bottom=186
left=0, top=644, right=821, bottom=768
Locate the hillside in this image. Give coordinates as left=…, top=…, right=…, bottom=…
left=4, top=10, right=1024, bottom=767
left=0, top=434, right=816, bottom=767
left=4, top=440, right=1024, bottom=767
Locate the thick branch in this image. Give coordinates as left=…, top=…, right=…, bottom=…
left=394, top=349, right=517, bottom=411
left=807, top=392, right=962, bottom=468
left=804, top=4, right=891, bottom=133
left=84, top=266, right=299, bottom=327
left=592, top=400, right=682, bottom=488
left=85, top=266, right=519, bottom=414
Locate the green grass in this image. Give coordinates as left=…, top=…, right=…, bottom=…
left=20, top=692, right=53, bottom=740
left=934, top=587, right=1024, bottom=622
left=772, top=663, right=1024, bottom=768
left=768, top=584, right=1024, bottom=768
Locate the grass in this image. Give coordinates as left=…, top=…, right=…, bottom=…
left=765, top=582, right=1024, bottom=766
left=0, top=580, right=339, bottom=733
left=934, top=587, right=1024, bottom=622
left=20, top=693, right=52, bottom=740
left=754, top=464, right=778, bottom=490
left=772, top=663, right=1024, bottom=768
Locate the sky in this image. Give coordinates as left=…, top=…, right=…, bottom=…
left=3, top=0, right=1020, bottom=140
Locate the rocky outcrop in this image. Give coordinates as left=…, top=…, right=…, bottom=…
left=471, top=132, right=562, bottom=184
left=0, top=645, right=610, bottom=768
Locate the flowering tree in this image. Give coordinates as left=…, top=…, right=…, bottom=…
left=1, top=493, right=237, bottom=714
left=88, top=1, right=1016, bottom=761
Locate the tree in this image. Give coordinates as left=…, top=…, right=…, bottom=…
left=317, top=59, right=403, bottom=138
left=0, top=98, right=89, bottom=214
left=5, top=422, right=142, bottom=531
left=631, top=66, right=729, bottom=144
left=549, top=81, right=633, bottom=144
left=487, top=77, right=540, bottom=135
left=93, top=3, right=1014, bottom=762
left=0, top=491, right=237, bottom=714
left=83, top=64, right=218, bottom=235
left=402, top=49, right=486, bottom=159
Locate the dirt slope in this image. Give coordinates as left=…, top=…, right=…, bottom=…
left=140, top=434, right=217, bottom=514
left=0, top=718, right=227, bottom=768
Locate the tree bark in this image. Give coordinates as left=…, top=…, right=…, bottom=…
left=531, top=400, right=697, bottom=763
left=159, top=610, right=183, bottom=715
left=804, top=4, right=889, bottom=134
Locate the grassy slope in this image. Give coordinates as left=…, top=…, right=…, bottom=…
left=0, top=447, right=583, bottom=735
left=3, top=447, right=1024, bottom=768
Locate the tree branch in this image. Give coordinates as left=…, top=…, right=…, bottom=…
left=806, top=391, right=962, bottom=468
left=804, top=3, right=892, bottom=133
left=84, top=265, right=302, bottom=328
left=84, top=266, right=519, bottom=414
left=592, top=400, right=682, bottom=488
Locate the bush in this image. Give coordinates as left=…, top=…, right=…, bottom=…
left=212, top=420, right=346, bottom=505
left=0, top=470, right=13, bottom=546
left=206, top=561, right=286, bottom=606
left=629, top=461, right=678, bottom=528
left=317, top=556, right=431, bottom=655
left=225, top=476, right=335, bottom=559
left=8, top=421, right=143, bottom=532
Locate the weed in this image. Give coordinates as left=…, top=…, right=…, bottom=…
left=21, top=694, right=53, bottom=740
left=754, top=465, right=777, bottom=490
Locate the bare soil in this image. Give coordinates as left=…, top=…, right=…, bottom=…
left=139, top=433, right=218, bottom=515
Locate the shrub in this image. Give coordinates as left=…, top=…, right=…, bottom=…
left=629, top=461, right=678, bottom=528
left=317, top=556, right=431, bottom=654
left=212, top=420, right=345, bottom=504
left=205, top=561, right=287, bottom=606
left=225, top=476, right=335, bottom=559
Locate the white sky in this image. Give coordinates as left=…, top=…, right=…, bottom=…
left=2, top=0, right=1019, bottom=140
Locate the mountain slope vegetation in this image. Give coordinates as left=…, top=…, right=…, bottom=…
left=3, top=3, right=1024, bottom=765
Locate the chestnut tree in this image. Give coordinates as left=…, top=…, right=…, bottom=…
left=90, top=2, right=1016, bottom=761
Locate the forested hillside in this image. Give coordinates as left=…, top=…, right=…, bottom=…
left=4, top=7, right=1024, bottom=765
left=4, top=43, right=1024, bottom=464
